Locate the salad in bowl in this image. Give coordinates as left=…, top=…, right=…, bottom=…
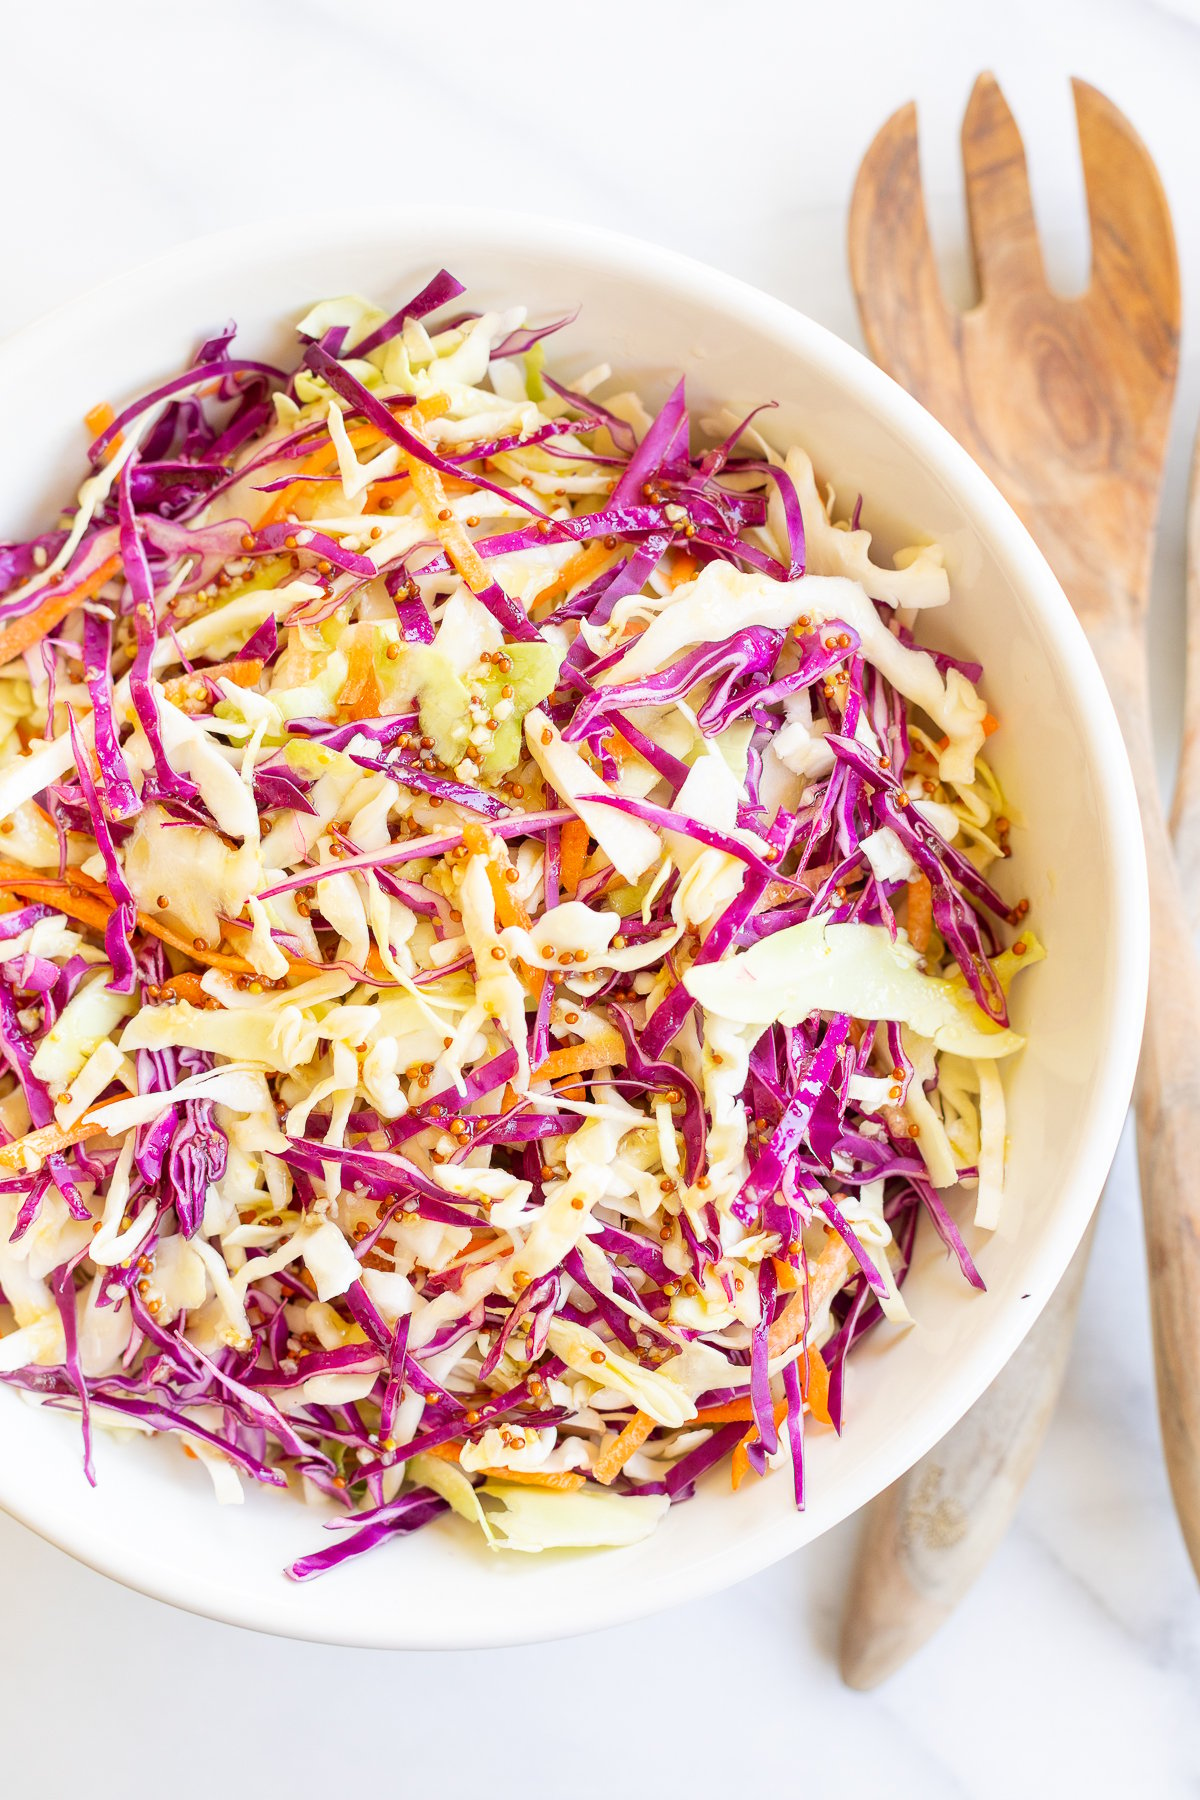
left=0, top=269, right=1040, bottom=1581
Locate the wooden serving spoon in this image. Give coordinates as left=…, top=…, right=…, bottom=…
left=840, top=75, right=1195, bottom=1685
left=1170, top=434, right=1200, bottom=928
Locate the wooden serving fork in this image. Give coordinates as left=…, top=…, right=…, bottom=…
left=1171, top=436, right=1200, bottom=927
left=839, top=75, right=1195, bottom=1684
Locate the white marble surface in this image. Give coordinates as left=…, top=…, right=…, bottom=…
left=2, top=0, right=1200, bottom=1792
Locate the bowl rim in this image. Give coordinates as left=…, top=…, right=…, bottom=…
left=0, top=205, right=1150, bottom=1648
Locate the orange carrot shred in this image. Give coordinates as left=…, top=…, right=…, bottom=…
left=0, top=1093, right=133, bottom=1172
left=731, top=1399, right=789, bottom=1491
left=490, top=863, right=533, bottom=935
left=257, top=420, right=383, bottom=527
left=400, top=399, right=492, bottom=594
left=84, top=403, right=123, bottom=461
left=803, top=1345, right=833, bottom=1428
left=0, top=864, right=267, bottom=977
left=483, top=1467, right=586, bottom=1492
left=162, top=658, right=265, bottom=714
left=420, top=1441, right=463, bottom=1463
left=591, top=1410, right=656, bottom=1485
left=767, top=1235, right=856, bottom=1361
left=694, top=1399, right=756, bottom=1426
left=334, top=631, right=383, bottom=721
left=0, top=552, right=122, bottom=669
left=906, top=872, right=933, bottom=954
left=558, top=817, right=590, bottom=898
left=772, top=1256, right=802, bottom=1292
left=530, top=539, right=613, bottom=612
left=666, top=550, right=700, bottom=588
left=530, top=1036, right=625, bottom=1085
left=460, top=824, right=539, bottom=990
left=159, top=972, right=212, bottom=1006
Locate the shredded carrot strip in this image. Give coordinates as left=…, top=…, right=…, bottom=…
left=420, top=1440, right=463, bottom=1463
left=530, top=1036, right=625, bottom=1085
left=363, top=465, right=475, bottom=515
left=0, top=552, right=122, bottom=669
left=0, top=1093, right=132, bottom=1172
left=401, top=398, right=494, bottom=593
left=489, top=864, right=533, bottom=935
left=906, top=873, right=933, bottom=954
left=461, top=823, right=542, bottom=995
left=804, top=1344, right=833, bottom=1428
left=159, top=972, right=211, bottom=1006
left=767, top=1235, right=856, bottom=1361
left=362, top=475, right=409, bottom=511
left=116, top=915, right=260, bottom=975
left=499, top=1082, right=520, bottom=1116
left=667, top=550, right=700, bottom=588
left=260, top=477, right=344, bottom=526
left=591, top=1411, right=656, bottom=1485
left=0, top=869, right=111, bottom=935
left=408, top=456, right=492, bottom=591
left=772, top=1256, right=802, bottom=1293
left=162, top=658, right=265, bottom=713
left=694, top=1399, right=756, bottom=1425
left=483, top=1466, right=586, bottom=1492
left=463, top=824, right=531, bottom=932
left=84, top=403, right=123, bottom=461
left=731, top=1399, right=789, bottom=1491
left=0, top=865, right=262, bottom=976
left=558, top=818, right=590, bottom=898
left=531, top=539, right=613, bottom=612
left=362, top=945, right=395, bottom=983
left=334, top=631, right=383, bottom=720
left=257, top=420, right=383, bottom=527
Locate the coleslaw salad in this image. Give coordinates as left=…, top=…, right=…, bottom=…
left=0, top=273, right=1039, bottom=1578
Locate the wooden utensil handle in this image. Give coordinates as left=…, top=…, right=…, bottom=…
left=839, top=1227, right=1094, bottom=1688
left=1167, top=434, right=1200, bottom=932
left=1089, top=614, right=1200, bottom=1580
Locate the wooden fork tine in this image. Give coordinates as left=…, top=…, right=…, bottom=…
left=960, top=73, right=1045, bottom=301
left=848, top=101, right=958, bottom=401
left=1072, top=79, right=1180, bottom=380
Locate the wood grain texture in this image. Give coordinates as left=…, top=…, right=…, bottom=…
left=839, top=1227, right=1095, bottom=1690
left=843, top=70, right=1198, bottom=1680
left=1169, top=432, right=1200, bottom=931
left=849, top=77, right=1179, bottom=623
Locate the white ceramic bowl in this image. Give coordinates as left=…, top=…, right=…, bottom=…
left=0, top=210, right=1147, bottom=1648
